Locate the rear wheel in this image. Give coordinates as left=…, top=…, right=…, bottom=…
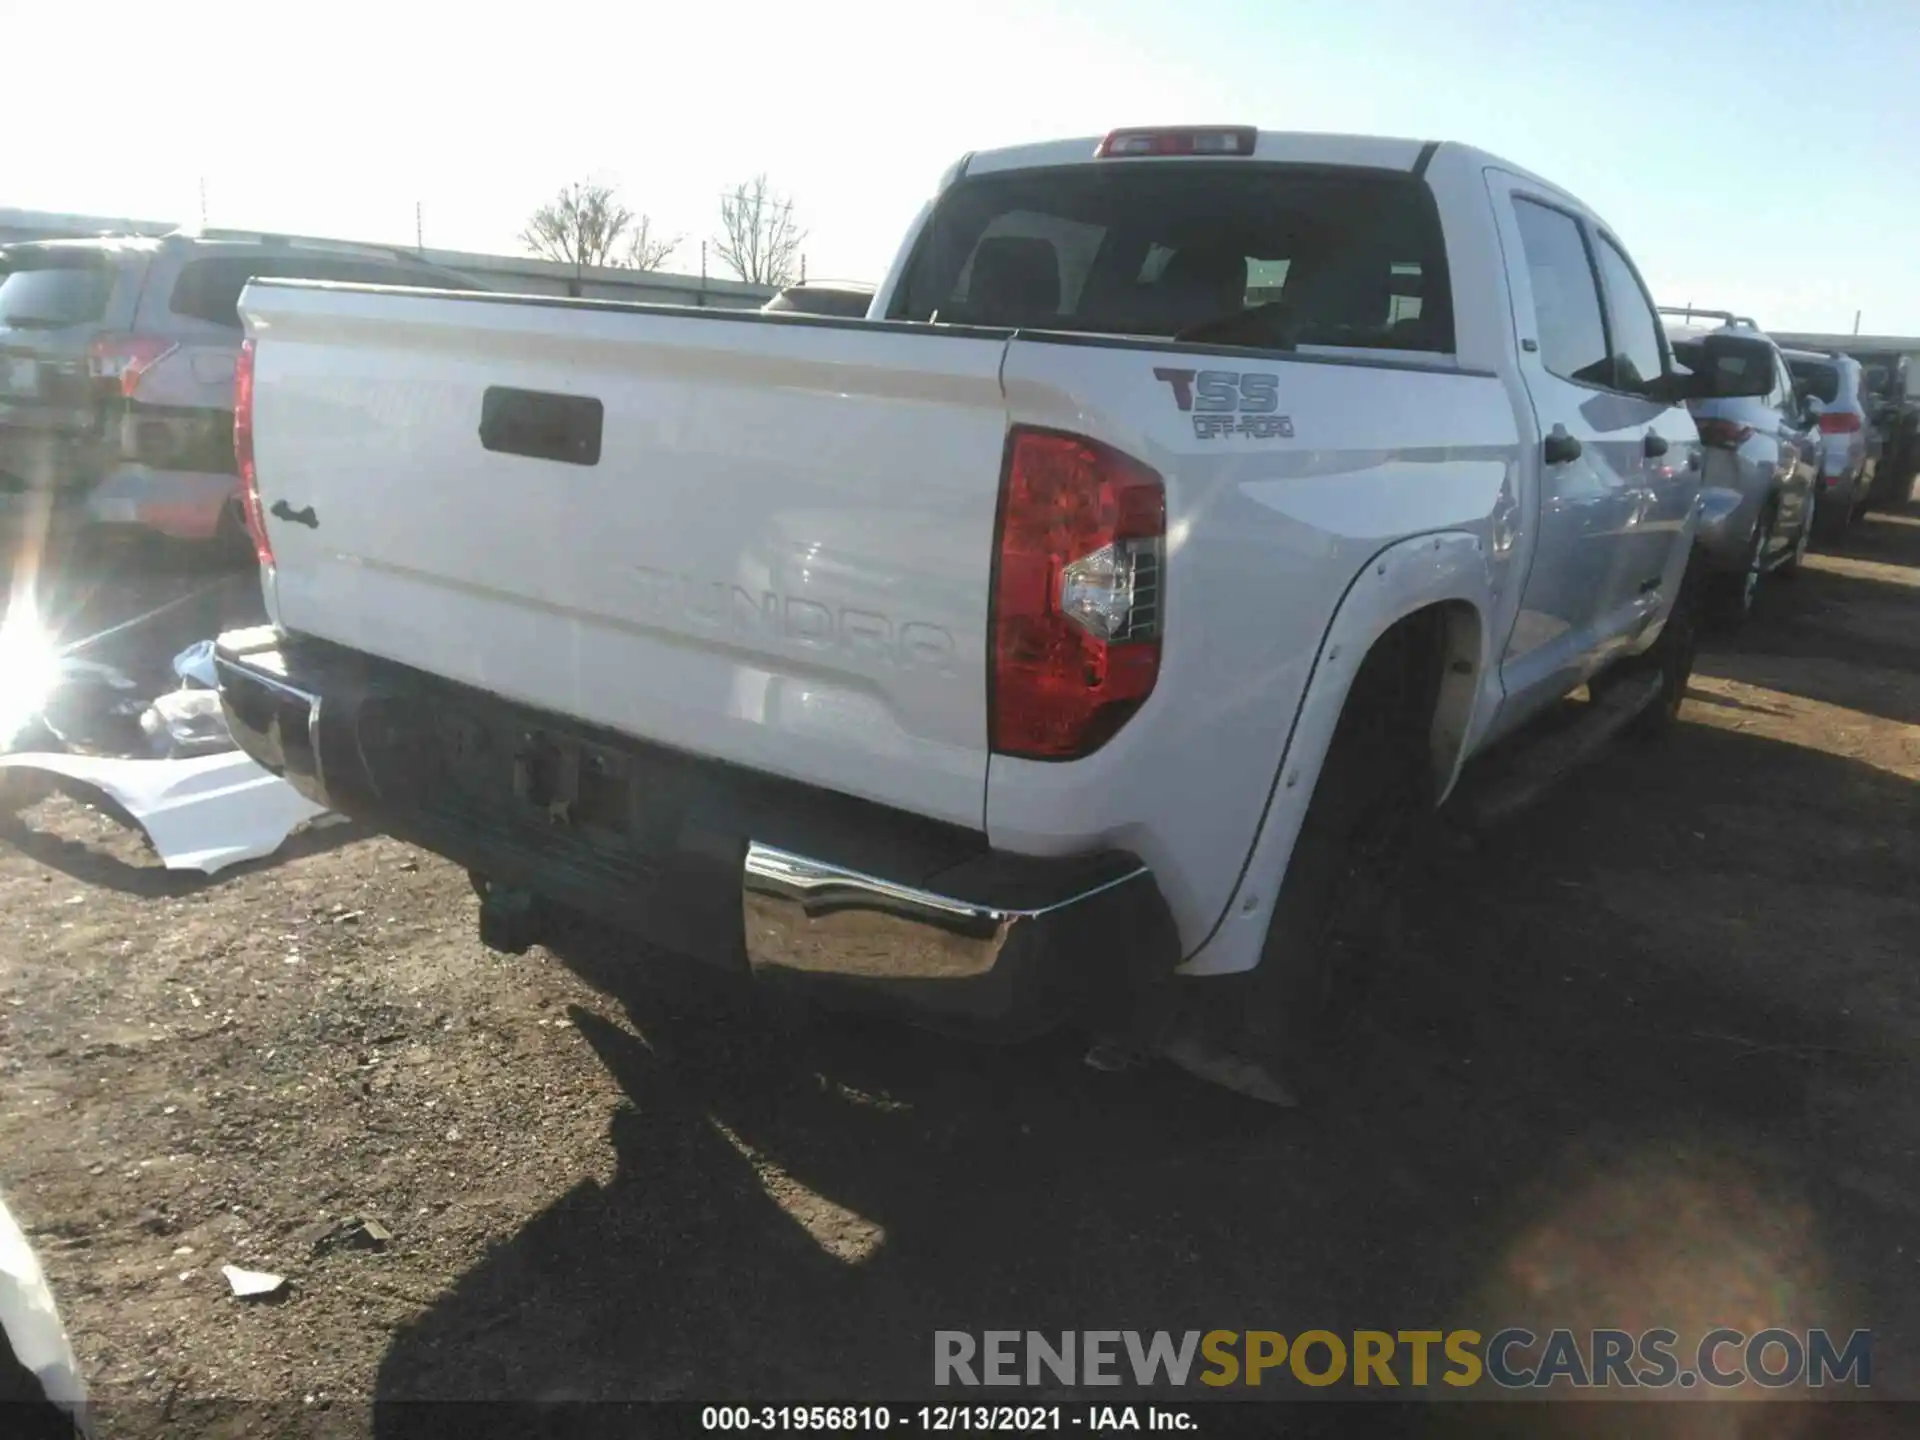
left=1592, top=567, right=1700, bottom=740
left=1157, top=628, right=1437, bottom=1104
left=1707, top=502, right=1774, bottom=629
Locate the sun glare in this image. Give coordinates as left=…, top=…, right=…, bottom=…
left=0, top=592, right=63, bottom=750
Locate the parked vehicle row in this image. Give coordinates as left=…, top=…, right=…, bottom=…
left=0, top=231, right=477, bottom=558
left=1651, top=305, right=1911, bottom=626
left=215, top=126, right=1779, bottom=1103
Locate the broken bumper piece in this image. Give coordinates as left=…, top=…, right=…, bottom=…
left=0, top=748, right=327, bottom=874
left=213, top=626, right=1180, bottom=1039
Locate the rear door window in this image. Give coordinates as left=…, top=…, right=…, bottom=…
left=1510, top=199, right=1609, bottom=386
left=1592, top=235, right=1666, bottom=394
left=0, top=253, right=116, bottom=329
left=893, top=163, right=1453, bottom=353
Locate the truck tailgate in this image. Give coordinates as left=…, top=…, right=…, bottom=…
left=242, top=284, right=1010, bottom=828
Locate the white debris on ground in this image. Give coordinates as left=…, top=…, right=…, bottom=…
left=219, top=1265, right=287, bottom=1300
left=0, top=750, right=328, bottom=874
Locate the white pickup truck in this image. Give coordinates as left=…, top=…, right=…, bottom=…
left=215, top=127, right=1768, bottom=1102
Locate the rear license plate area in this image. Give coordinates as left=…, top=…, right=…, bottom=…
left=510, top=728, right=631, bottom=835
left=430, top=708, right=638, bottom=846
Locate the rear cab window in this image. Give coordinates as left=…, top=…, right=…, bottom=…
left=0, top=249, right=119, bottom=330
left=889, top=162, right=1454, bottom=354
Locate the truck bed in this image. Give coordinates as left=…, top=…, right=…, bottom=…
left=245, top=283, right=1014, bottom=829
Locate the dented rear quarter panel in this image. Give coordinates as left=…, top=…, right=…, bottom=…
left=989, top=337, right=1522, bottom=962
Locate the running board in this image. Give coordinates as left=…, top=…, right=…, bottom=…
left=1453, top=671, right=1664, bottom=831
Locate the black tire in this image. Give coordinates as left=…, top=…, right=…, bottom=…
left=1158, top=637, right=1434, bottom=1104
left=1707, top=503, right=1774, bottom=629
left=1593, top=568, right=1700, bottom=741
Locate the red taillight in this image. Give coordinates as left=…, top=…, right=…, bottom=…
left=991, top=428, right=1164, bottom=759
left=1096, top=127, right=1257, bottom=159
left=1818, top=411, right=1861, bottom=434
left=1696, top=418, right=1754, bottom=450
left=233, top=338, right=273, bottom=568
left=87, top=334, right=178, bottom=398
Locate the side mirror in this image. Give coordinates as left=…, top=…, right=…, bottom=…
left=1682, top=332, right=1775, bottom=399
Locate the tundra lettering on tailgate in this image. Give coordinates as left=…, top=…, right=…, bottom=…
left=627, top=566, right=957, bottom=674
left=1155, top=367, right=1296, bottom=440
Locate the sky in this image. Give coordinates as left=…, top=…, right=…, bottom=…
left=10, top=0, right=1920, bottom=333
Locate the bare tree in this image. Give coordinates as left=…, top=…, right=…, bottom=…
left=521, top=182, right=633, bottom=279
left=714, top=175, right=805, bottom=287
left=623, top=215, right=680, bottom=272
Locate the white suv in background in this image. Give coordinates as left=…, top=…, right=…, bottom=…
left=1783, top=347, right=1875, bottom=539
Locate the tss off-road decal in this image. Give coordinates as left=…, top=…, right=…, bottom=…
left=1154, top=367, right=1295, bottom=440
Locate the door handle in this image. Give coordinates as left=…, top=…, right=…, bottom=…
left=1643, top=432, right=1669, bottom=458
left=1543, top=426, right=1582, bottom=465
left=270, top=499, right=319, bottom=529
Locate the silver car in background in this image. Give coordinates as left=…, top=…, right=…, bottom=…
left=1660, top=309, right=1819, bottom=625
left=0, top=232, right=479, bottom=560
left=1783, top=347, right=1875, bottom=539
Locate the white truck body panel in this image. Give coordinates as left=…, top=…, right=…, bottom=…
left=247, top=287, right=1011, bottom=829
left=231, top=129, right=1706, bottom=988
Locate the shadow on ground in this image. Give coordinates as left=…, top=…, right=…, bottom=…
left=1704, top=499, right=1920, bottom=725
left=370, top=709, right=1920, bottom=1427
left=0, top=804, right=367, bottom=896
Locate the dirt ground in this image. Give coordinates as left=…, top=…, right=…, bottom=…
left=3, top=503, right=1919, bottom=1437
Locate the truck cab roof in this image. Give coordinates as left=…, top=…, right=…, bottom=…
left=959, top=130, right=1589, bottom=209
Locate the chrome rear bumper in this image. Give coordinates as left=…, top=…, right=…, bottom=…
left=215, top=627, right=1179, bottom=1039
left=742, top=842, right=1152, bottom=981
